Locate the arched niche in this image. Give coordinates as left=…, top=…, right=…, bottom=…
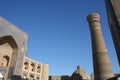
left=36, top=77, right=40, bottom=80
left=0, top=55, right=10, bottom=67
left=37, top=66, right=41, bottom=73
left=0, top=42, right=13, bottom=67
left=0, top=36, right=18, bottom=79
left=31, top=63, right=35, bottom=72
left=24, top=62, right=29, bottom=70
left=30, top=75, right=34, bottom=80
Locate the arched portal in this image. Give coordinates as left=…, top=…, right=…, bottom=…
left=0, top=36, right=18, bottom=79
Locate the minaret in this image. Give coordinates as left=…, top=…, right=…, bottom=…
left=87, top=13, right=114, bottom=80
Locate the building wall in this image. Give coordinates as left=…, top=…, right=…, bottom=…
left=22, top=57, right=49, bottom=80
left=49, top=76, right=91, bottom=80
left=41, top=64, right=49, bottom=80
left=105, top=0, right=120, bottom=66
left=49, top=66, right=91, bottom=80
left=22, top=57, right=43, bottom=80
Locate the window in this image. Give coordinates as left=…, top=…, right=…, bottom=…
left=37, top=66, right=41, bottom=73
left=24, top=62, right=29, bottom=70
left=36, top=77, right=40, bottom=80
left=30, top=75, right=34, bottom=80
left=31, top=63, right=35, bottom=72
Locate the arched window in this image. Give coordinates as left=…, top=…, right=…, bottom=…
left=0, top=36, right=18, bottom=79
left=30, top=75, right=34, bottom=80
left=1, top=55, right=10, bottom=66
left=37, top=66, right=41, bottom=73
left=31, top=63, right=35, bottom=72
left=36, top=77, right=40, bottom=80
left=24, top=62, right=29, bottom=70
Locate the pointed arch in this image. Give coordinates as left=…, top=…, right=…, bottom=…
left=24, top=62, right=29, bottom=70
left=31, top=63, right=35, bottom=72
left=0, top=35, right=18, bottom=79
left=0, top=36, right=18, bottom=48
left=37, top=66, right=41, bottom=73
left=36, top=77, right=40, bottom=80
left=2, top=55, right=10, bottom=66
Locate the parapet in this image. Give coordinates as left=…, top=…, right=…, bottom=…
left=87, top=13, right=100, bottom=23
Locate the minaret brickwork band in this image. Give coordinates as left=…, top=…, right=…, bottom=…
left=87, top=13, right=114, bottom=80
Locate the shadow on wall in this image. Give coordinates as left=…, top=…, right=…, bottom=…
left=71, top=73, right=83, bottom=80
left=61, top=76, right=71, bottom=80
left=107, top=74, right=120, bottom=80
left=49, top=76, right=71, bottom=80
left=49, top=73, right=83, bottom=80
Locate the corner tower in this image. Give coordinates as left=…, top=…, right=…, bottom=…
left=87, top=13, right=114, bottom=80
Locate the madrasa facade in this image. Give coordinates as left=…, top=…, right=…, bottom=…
left=0, top=17, right=48, bottom=80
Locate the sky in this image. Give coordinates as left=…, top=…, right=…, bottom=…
left=0, top=0, right=119, bottom=75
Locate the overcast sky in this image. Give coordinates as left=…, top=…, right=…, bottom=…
left=0, top=0, right=119, bottom=75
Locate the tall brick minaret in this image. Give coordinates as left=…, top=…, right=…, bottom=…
left=87, top=13, right=114, bottom=80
